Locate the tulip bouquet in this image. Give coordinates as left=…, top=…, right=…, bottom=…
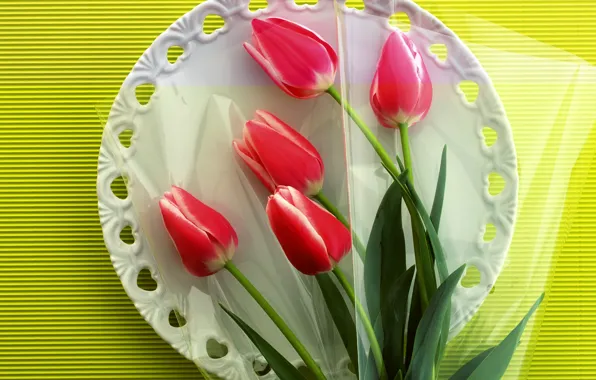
left=157, top=18, right=543, bottom=380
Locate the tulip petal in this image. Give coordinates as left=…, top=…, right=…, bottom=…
left=266, top=17, right=338, bottom=72
left=254, top=110, right=322, bottom=162
left=246, top=40, right=317, bottom=99
left=283, top=187, right=351, bottom=264
left=159, top=198, right=223, bottom=277
left=244, top=41, right=287, bottom=91
left=370, top=84, right=399, bottom=129
left=163, top=191, right=175, bottom=203
left=410, top=74, right=433, bottom=124
left=267, top=192, right=332, bottom=275
left=281, top=84, right=323, bottom=99
left=246, top=121, right=324, bottom=195
left=251, top=18, right=334, bottom=91
left=233, top=139, right=276, bottom=193
left=375, top=32, right=429, bottom=121
left=170, top=186, right=239, bottom=250
left=244, top=42, right=293, bottom=95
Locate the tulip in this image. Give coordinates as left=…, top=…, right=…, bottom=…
left=233, top=110, right=324, bottom=196
left=266, top=186, right=351, bottom=275
left=370, top=31, right=433, bottom=129
left=159, top=191, right=327, bottom=379
left=159, top=186, right=238, bottom=277
left=244, top=17, right=338, bottom=99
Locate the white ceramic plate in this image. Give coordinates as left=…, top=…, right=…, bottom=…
left=97, top=0, right=518, bottom=378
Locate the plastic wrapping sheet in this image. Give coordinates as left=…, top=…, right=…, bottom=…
left=337, top=7, right=596, bottom=380
left=96, top=3, right=355, bottom=377
left=437, top=18, right=596, bottom=380
left=95, top=1, right=596, bottom=379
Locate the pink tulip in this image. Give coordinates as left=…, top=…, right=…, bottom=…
left=266, top=186, right=351, bottom=275
left=159, top=186, right=238, bottom=277
left=370, top=31, right=433, bottom=128
left=233, top=110, right=324, bottom=196
left=244, top=17, right=338, bottom=99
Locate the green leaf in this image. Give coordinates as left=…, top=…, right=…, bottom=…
left=427, top=148, right=449, bottom=369
left=430, top=146, right=447, bottom=231
left=384, top=169, right=438, bottom=309
left=365, top=180, right=407, bottom=333
left=435, top=300, right=451, bottom=371
left=383, top=267, right=416, bottom=378
left=362, top=348, right=379, bottom=380
left=364, top=212, right=384, bottom=334
left=410, top=209, right=435, bottom=309
left=359, top=328, right=380, bottom=380
left=466, top=293, right=545, bottom=380
left=448, top=347, right=495, bottom=379
left=405, top=280, right=422, bottom=370
left=403, top=180, right=448, bottom=283
left=406, top=265, right=467, bottom=380
left=396, top=154, right=406, bottom=173
left=378, top=183, right=408, bottom=306
left=384, top=163, right=449, bottom=285
left=395, top=370, right=404, bottom=380
left=220, top=305, right=307, bottom=380
left=315, top=273, right=358, bottom=373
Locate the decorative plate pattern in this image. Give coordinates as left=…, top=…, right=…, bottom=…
left=97, top=0, right=517, bottom=378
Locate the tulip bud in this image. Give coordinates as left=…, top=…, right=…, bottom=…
left=266, top=186, right=351, bottom=275
left=159, top=186, right=238, bottom=277
left=370, top=31, right=433, bottom=128
left=244, top=17, right=338, bottom=99
left=233, top=110, right=324, bottom=196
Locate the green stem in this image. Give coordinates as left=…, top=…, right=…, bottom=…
left=225, top=262, right=326, bottom=380
left=332, top=267, right=388, bottom=380
left=398, top=123, right=414, bottom=185
left=328, top=86, right=434, bottom=311
left=313, top=192, right=367, bottom=260
left=327, top=86, right=401, bottom=180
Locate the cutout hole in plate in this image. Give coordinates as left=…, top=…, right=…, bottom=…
left=484, top=223, right=497, bottom=242
left=253, top=358, right=271, bottom=376
left=204, top=14, right=225, bottom=34
left=482, top=126, right=498, bottom=147
left=461, top=265, right=481, bottom=288
left=119, top=225, right=134, bottom=245
left=458, top=80, right=479, bottom=104
left=137, top=268, right=157, bottom=292
left=135, top=83, right=155, bottom=106
left=389, top=12, right=411, bottom=32
left=294, top=0, right=318, bottom=4
left=110, top=175, right=128, bottom=199
left=168, top=309, right=187, bottom=328
left=429, top=43, right=448, bottom=62
left=249, top=0, right=267, bottom=10
left=488, top=172, right=506, bottom=196
left=207, top=338, right=229, bottom=359
left=167, top=45, right=184, bottom=64
left=118, top=129, right=133, bottom=148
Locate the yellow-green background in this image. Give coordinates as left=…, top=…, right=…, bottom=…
left=0, top=0, right=595, bottom=379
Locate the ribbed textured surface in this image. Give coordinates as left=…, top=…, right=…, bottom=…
left=0, top=0, right=594, bottom=379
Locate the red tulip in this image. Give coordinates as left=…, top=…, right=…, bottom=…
left=233, top=110, right=324, bottom=196
left=244, top=17, right=338, bottom=99
left=266, top=186, right=351, bottom=275
left=370, top=31, right=433, bottom=128
left=159, top=186, right=238, bottom=277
